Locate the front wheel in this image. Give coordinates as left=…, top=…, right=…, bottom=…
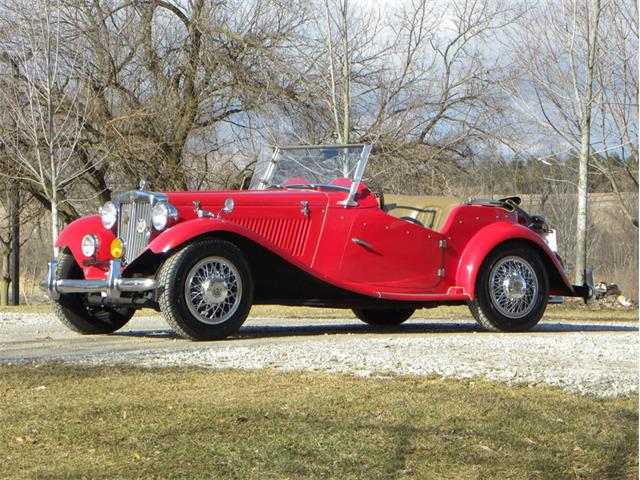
left=353, top=307, right=415, bottom=326
left=52, top=252, right=134, bottom=334
left=158, top=239, right=254, bottom=340
left=469, top=243, right=549, bottom=332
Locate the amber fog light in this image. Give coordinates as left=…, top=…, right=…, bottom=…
left=110, top=238, right=124, bottom=258
left=81, top=234, right=98, bottom=257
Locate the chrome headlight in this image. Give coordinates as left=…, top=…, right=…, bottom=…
left=100, top=201, right=118, bottom=229
left=81, top=234, right=99, bottom=257
left=151, top=202, right=178, bottom=231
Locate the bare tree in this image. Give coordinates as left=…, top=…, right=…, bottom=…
left=593, top=0, right=639, bottom=227
left=507, top=0, right=609, bottom=283
left=0, top=0, right=92, bottom=256
left=321, top=0, right=352, bottom=144
left=574, top=0, right=605, bottom=284
left=268, top=0, right=520, bottom=193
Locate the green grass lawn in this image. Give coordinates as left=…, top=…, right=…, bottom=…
left=0, top=365, right=637, bottom=479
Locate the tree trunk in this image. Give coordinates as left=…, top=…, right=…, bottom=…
left=341, top=0, right=350, bottom=145
left=324, top=0, right=341, bottom=142
left=0, top=248, right=10, bottom=307
left=10, top=185, right=19, bottom=305
left=574, top=0, right=602, bottom=285
left=51, top=189, right=59, bottom=258
left=575, top=137, right=589, bottom=284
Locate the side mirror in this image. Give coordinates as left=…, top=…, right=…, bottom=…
left=223, top=198, right=234, bottom=215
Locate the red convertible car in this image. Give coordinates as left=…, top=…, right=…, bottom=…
left=42, top=144, right=593, bottom=340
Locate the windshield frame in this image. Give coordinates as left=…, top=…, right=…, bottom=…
left=250, top=144, right=372, bottom=206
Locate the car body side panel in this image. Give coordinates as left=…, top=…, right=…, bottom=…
left=54, top=189, right=572, bottom=302
left=145, top=216, right=444, bottom=300
left=145, top=203, right=462, bottom=301
left=338, top=210, right=443, bottom=288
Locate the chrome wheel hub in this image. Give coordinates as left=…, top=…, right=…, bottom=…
left=503, top=273, right=526, bottom=300
left=184, top=257, right=242, bottom=325
left=489, top=256, right=538, bottom=319
left=201, top=277, right=229, bottom=304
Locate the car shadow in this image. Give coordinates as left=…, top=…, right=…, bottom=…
left=114, top=321, right=639, bottom=341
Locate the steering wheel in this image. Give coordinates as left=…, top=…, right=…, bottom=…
left=399, top=216, right=424, bottom=227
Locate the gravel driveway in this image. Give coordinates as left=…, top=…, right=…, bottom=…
left=0, top=311, right=637, bottom=398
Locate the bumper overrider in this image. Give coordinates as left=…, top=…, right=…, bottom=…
left=572, top=268, right=596, bottom=301
left=41, top=259, right=157, bottom=300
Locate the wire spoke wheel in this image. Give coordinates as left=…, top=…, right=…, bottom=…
left=488, top=256, right=539, bottom=319
left=158, top=239, right=253, bottom=340
left=184, top=256, right=243, bottom=325
left=469, top=243, right=549, bottom=333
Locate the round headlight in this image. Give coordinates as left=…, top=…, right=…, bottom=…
left=151, top=202, right=177, bottom=231
left=81, top=234, right=98, bottom=257
left=100, top=201, right=118, bottom=229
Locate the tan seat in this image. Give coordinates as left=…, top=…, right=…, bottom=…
left=383, top=195, right=463, bottom=232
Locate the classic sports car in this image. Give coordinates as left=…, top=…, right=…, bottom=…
left=42, top=144, right=594, bottom=340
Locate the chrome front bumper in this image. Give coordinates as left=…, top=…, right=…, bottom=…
left=41, top=259, right=158, bottom=300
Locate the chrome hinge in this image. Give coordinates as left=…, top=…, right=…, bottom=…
left=193, top=200, right=213, bottom=218
left=437, top=268, right=445, bottom=278
left=439, top=239, right=447, bottom=248
left=300, top=201, right=310, bottom=217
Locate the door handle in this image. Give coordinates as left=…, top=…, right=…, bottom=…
left=351, top=238, right=373, bottom=249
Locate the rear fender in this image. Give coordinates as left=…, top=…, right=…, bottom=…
left=455, top=222, right=574, bottom=298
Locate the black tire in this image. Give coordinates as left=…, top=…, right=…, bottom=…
left=52, top=252, right=134, bottom=334
left=158, top=239, right=254, bottom=340
left=469, top=242, right=549, bottom=332
left=353, top=307, right=415, bottom=326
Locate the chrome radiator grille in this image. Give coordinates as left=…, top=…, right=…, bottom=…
left=118, top=199, right=152, bottom=263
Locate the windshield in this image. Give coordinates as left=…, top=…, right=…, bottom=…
left=249, top=145, right=371, bottom=193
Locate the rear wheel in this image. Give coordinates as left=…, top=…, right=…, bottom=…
left=469, top=243, right=548, bottom=332
left=52, top=252, right=134, bottom=334
left=158, top=239, right=254, bottom=340
left=353, top=307, right=415, bottom=326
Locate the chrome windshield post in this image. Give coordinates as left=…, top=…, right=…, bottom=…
left=338, top=144, right=372, bottom=207
left=255, top=146, right=280, bottom=190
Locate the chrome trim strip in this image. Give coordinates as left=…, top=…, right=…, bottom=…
left=375, top=291, right=471, bottom=299
left=276, top=143, right=367, bottom=150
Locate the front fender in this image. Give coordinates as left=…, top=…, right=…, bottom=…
left=55, top=215, right=116, bottom=262
left=455, top=222, right=574, bottom=298
left=147, top=217, right=284, bottom=257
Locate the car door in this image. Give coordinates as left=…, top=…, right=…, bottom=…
left=339, top=210, right=444, bottom=289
